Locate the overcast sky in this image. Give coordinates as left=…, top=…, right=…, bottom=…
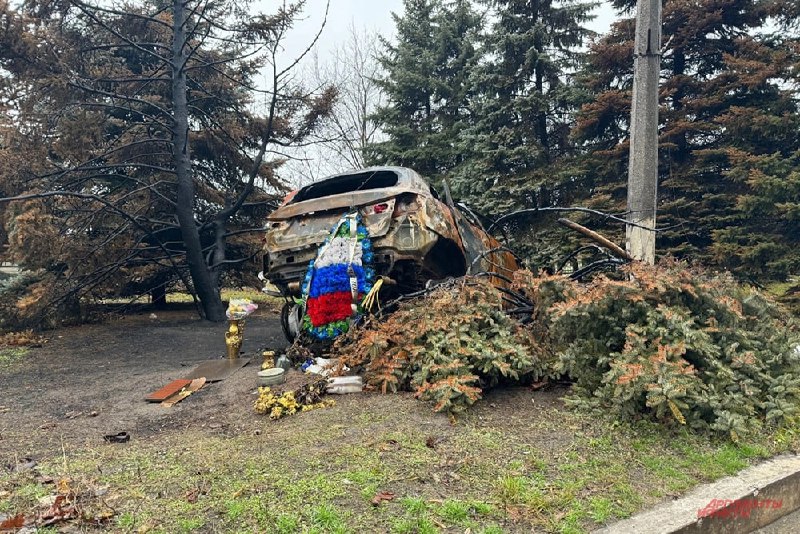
left=270, top=0, right=623, bottom=183
left=279, top=0, right=621, bottom=69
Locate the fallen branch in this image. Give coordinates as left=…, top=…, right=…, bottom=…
left=557, top=218, right=633, bottom=261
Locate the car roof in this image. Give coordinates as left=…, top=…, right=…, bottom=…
left=292, top=166, right=431, bottom=201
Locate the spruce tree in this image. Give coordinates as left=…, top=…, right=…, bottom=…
left=451, top=0, right=597, bottom=214
left=367, top=0, right=482, bottom=182
left=575, top=0, right=800, bottom=284
left=438, top=0, right=596, bottom=271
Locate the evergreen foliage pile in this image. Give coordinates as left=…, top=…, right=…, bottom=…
left=334, top=263, right=800, bottom=440
left=335, top=279, right=545, bottom=414
left=516, top=261, right=800, bottom=440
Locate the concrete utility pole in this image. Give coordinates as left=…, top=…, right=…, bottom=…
left=626, top=0, right=662, bottom=264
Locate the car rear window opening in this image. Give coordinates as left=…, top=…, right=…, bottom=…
left=292, top=170, right=399, bottom=203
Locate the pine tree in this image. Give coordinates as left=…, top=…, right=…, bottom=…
left=367, top=0, right=482, bottom=182
left=439, top=0, right=596, bottom=271
left=575, top=0, right=800, bottom=284
left=451, top=0, right=596, bottom=213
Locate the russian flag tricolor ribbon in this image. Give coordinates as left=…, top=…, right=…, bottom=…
left=301, top=213, right=375, bottom=340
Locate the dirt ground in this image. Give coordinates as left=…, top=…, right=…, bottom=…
left=0, top=305, right=576, bottom=462
left=0, top=307, right=791, bottom=533
left=0, top=306, right=290, bottom=459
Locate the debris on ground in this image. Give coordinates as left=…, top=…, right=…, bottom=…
left=161, top=377, right=206, bottom=407
left=183, top=357, right=249, bottom=382
left=145, top=379, right=192, bottom=402
left=102, top=432, right=130, bottom=443
left=0, top=330, right=47, bottom=348
left=253, top=373, right=334, bottom=419
left=0, top=470, right=116, bottom=531
left=326, top=375, right=363, bottom=394
left=370, top=491, right=396, bottom=506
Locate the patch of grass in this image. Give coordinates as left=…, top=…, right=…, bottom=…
left=2, top=389, right=797, bottom=534
left=0, top=346, right=28, bottom=366
left=437, top=499, right=470, bottom=523
left=553, top=502, right=587, bottom=534
left=176, top=517, right=205, bottom=532
left=587, top=497, right=614, bottom=523
left=167, top=288, right=281, bottom=306
left=399, top=496, right=428, bottom=515
left=392, top=496, right=437, bottom=534
left=116, top=512, right=136, bottom=529
left=391, top=516, right=438, bottom=534
left=496, top=475, right=529, bottom=505
left=274, top=514, right=300, bottom=534
left=310, top=503, right=347, bottom=533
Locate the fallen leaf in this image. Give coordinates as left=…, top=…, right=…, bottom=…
left=39, top=494, right=78, bottom=526
left=425, top=436, right=445, bottom=449
left=56, top=478, right=72, bottom=495
left=371, top=491, right=396, bottom=506
left=0, top=514, right=25, bottom=529
left=378, top=439, right=399, bottom=452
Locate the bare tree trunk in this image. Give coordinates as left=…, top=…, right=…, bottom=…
left=211, top=218, right=227, bottom=287
left=171, top=0, right=225, bottom=321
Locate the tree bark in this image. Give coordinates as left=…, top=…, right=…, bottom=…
left=151, top=285, right=168, bottom=309
left=171, top=0, right=225, bottom=321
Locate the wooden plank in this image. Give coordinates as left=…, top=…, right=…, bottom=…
left=161, top=377, right=206, bottom=407
left=145, top=379, right=192, bottom=402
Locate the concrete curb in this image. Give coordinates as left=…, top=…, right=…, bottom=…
left=594, top=454, right=800, bottom=534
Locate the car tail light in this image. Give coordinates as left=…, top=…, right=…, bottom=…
left=372, top=203, right=389, bottom=214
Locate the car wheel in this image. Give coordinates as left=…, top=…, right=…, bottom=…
left=280, top=302, right=303, bottom=343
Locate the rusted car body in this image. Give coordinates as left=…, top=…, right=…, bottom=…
left=262, top=166, right=517, bottom=310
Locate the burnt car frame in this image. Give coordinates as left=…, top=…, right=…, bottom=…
left=261, top=166, right=518, bottom=339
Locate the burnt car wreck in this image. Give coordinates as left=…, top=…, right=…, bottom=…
left=261, top=167, right=518, bottom=341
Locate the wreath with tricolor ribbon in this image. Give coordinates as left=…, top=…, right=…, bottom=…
left=300, top=212, right=375, bottom=340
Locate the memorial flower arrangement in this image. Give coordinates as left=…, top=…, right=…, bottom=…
left=301, top=213, right=374, bottom=339
left=226, top=298, right=258, bottom=320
